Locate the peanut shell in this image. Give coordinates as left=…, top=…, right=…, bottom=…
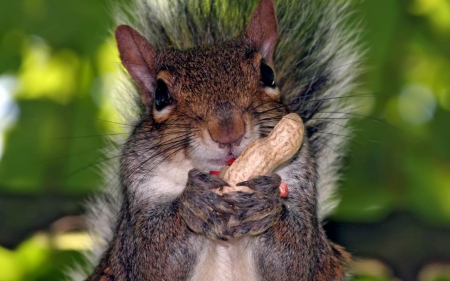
left=216, top=113, right=304, bottom=195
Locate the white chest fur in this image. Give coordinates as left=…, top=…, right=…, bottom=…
left=129, top=157, right=194, bottom=203
left=191, top=238, right=258, bottom=281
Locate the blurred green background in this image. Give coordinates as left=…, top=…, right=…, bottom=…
left=0, top=0, right=449, bottom=280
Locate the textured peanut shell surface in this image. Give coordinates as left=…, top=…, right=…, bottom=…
left=217, top=113, right=304, bottom=195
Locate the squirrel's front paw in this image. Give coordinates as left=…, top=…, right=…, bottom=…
left=179, top=169, right=234, bottom=241
left=222, top=174, right=283, bottom=237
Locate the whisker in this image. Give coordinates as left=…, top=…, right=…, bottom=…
left=51, top=133, right=129, bottom=140
left=95, top=118, right=136, bottom=128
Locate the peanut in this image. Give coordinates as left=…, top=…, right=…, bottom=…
left=216, top=113, right=304, bottom=195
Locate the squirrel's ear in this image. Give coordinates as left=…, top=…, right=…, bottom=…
left=246, top=0, right=278, bottom=62
left=115, top=25, right=156, bottom=109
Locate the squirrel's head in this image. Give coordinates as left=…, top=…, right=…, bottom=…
left=115, top=0, right=286, bottom=171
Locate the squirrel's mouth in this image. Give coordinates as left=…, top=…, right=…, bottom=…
left=206, top=155, right=236, bottom=169
left=187, top=132, right=252, bottom=171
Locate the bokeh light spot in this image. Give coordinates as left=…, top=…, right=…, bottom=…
left=398, top=84, right=437, bottom=125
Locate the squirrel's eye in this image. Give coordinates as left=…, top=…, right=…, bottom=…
left=154, top=80, right=173, bottom=111
left=260, top=60, right=276, bottom=88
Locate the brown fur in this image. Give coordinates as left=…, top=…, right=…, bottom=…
left=87, top=0, right=351, bottom=280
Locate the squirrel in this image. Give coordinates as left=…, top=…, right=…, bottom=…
left=72, top=0, right=361, bottom=280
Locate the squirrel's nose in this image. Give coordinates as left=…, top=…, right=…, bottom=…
left=209, top=127, right=244, bottom=148
left=207, top=112, right=245, bottom=148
